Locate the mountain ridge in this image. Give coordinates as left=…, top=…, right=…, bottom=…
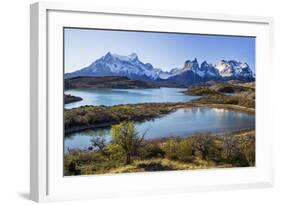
left=65, top=52, right=255, bottom=85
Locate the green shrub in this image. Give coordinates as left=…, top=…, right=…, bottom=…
left=106, top=143, right=125, bottom=162
left=161, top=138, right=193, bottom=162
left=175, top=139, right=193, bottom=162
left=139, top=142, right=165, bottom=159
left=162, top=139, right=179, bottom=160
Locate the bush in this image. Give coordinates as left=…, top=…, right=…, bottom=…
left=175, top=139, right=193, bottom=162
left=221, top=135, right=255, bottom=166
left=64, top=156, right=81, bottom=176
left=162, top=139, right=179, bottom=160
left=240, top=136, right=255, bottom=166
left=161, top=138, right=193, bottom=162
left=139, top=142, right=165, bottom=159
left=190, top=134, right=215, bottom=160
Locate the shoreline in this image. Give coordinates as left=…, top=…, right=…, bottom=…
left=65, top=122, right=115, bottom=135
left=191, top=103, right=255, bottom=114
left=65, top=102, right=255, bottom=135
left=143, top=128, right=255, bottom=143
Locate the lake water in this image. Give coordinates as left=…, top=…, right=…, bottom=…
left=64, top=107, right=255, bottom=152
left=64, top=87, right=200, bottom=108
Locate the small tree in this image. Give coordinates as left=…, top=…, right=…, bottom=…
left=111, top=121, right=148, bottom=164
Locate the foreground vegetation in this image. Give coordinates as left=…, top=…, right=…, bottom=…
left=64, top=121, right=255, bottom=176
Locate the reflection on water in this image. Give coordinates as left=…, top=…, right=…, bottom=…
left=64, top=107, right=255, bottom=152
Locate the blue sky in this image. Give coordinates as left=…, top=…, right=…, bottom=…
left=64, top=28, right=255, bottom=73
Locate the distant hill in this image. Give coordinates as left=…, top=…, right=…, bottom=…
left=64, top=76, right=159, bottom=90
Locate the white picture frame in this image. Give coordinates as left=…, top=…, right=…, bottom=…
left=30, top=2, right=274, bottom=202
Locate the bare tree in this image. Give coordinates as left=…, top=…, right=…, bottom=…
left=191, top=133, right=213, bottom=160
left=90, top=136, right=107, bottom=155
left=222, top=135, right=240, bottom=160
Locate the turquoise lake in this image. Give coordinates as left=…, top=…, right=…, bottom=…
left=64, top=87, right=200, bottom=108
left=64, top=88, right=255, bottom=152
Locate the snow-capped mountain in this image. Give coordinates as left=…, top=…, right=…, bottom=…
left=201, top=61, right=220, bottom=77
left=215, top=60, right=254, bottom=79
left=157, top=58, right=218, bottom=80
left=65, top=52, right=160, bottom=81
left=182, top=58, right=219, bottom=78
left=65, top=52, right=255, bottom=84
left=157, top=67, right=184, bottom=79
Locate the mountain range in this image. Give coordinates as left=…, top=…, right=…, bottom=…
left=65, top=52, right=255, bottom=85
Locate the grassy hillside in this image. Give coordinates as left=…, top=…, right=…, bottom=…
left=185, top=82, right=255, bottom=109
left=186, top=82, right=255, bottom=95
left=210, top=83, right=254, bottom=93
left=193, top=94, right=255, bottom=109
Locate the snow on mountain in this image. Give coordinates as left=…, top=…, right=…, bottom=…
left=166, top=58, right=254, bottom=81
left=157, top=67, right=184, bottom=79
left=215, top=60, right=254, bottom=78
left=200, top=61, right=220, bottom=77
left=176, top=58, right=218, bottom=78
left=158, top=58, right=216, bottom=80
left=65, top=52, right=255, bottom=83
left=183, top=58, right=200, bottom=71
left=65, top=52, right=160, bottom=80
